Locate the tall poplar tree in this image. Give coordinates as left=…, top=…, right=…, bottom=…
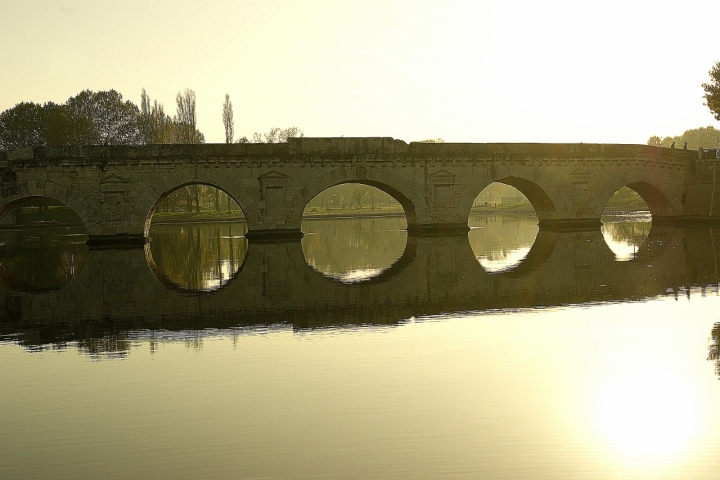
left=175, top=88, right=203, bottom=144
left=222, top=94, right=234, bottom=144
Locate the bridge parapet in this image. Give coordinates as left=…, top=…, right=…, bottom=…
left=700, top=148, right=720, bottom=160
left=0, top=141, right=699, bottom=164
left=287, top=137, right=406, bottom=154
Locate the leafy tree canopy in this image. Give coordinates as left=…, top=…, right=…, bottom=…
left=702, top=61, right=720, bottom=122
left=138, top=88, right=205, bottom=145
left=0, top=101, right=95, bottom=149
left=647, top=126, right=720, bottom=150
left=1, top=88, right=207, bottom=149
left=248, top=127, right=303, bottom=143
left=65, top=89, right=141, bottom=145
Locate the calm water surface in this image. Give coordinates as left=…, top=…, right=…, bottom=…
left=2, top=215, right=720, bottom=479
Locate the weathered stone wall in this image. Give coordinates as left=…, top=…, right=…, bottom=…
left=0, top=139, right=706, bottom=243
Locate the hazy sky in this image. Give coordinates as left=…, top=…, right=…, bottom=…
left=1, top=0, right=719, bottom=144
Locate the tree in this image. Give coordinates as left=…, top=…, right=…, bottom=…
left=0, top=102, right=46, bottom=149
left=647, top=136, right=662, bottom=146
left=647, top=126, right=720, bottom=150
left=175, top=88, right=203, bottom=144
left=222, top=94, right=234, bottom=144
left=2, top=87, right=209, bottom=149
left=0, top=101, right=94, bottom=149
left=139, top=88, right=153, bottom=143
left=702, top=61, right=720, bottom=121
left=350, top=184, right=370, bottom=209
left=138, top=89, right=179, bottom=144
left=65, top=89, right=141, bottom=144
left=251, top=126, right=304, bottom=143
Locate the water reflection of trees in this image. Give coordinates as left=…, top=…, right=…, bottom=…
left=468, top=214, right=539, bottom=271
left=77, top=334, right=131, bottom=359
left=601, top=221, right=652, bottom=261
left=301, top=217, right=407, bottom=283
left=0, top=228, right=88, bottom=292
left=602, top=221, right=651, bottom=244
left=147, top=222, right=248, bottom=291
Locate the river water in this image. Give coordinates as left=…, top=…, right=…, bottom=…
left=2, top=214, right=720, bottom=479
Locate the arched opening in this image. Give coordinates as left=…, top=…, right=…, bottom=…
left=300, top=183, right=408, bottom=283
left=0, top=197, right=88, bottom=292
left=468, top=182, right=539, bottom=273
left=601, top=186, right=652, bottom=261
left=145, top=184, right=248, bottom=291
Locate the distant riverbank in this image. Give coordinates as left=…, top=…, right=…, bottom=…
left=0, top=203, right=651, bottom=229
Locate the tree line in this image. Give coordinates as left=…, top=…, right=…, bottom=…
left=0, top=87, right=304, bottom=221
left=647, top=63, right=720, bottom=149
left=647, top=126, right=720, bottom=150
left=0, top=88, right=303, bottom=149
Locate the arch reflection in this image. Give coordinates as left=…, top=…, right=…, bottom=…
left=146, top=222, right=248, bottom=292
left=601, top=219, right=652, bottom=261
left=601, top=187, right=652, bottom=261
left=0, top=226, right=88, bottom=292
left=301, top=217, right=408, bottom=283
left=145, top=184, right=249, bottom=292
left=301, top=184, right=408, bottom=283
left=0, top=197, right=88, bottom=292
left=469, top=215, right=539, bottom=273
left=468, top=183, right=538, bottom=273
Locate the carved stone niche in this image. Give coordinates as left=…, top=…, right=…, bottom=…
left=258, top=170, right=289, bottom=218
left=99, top=173, right=130, bottom=220
left=427, top=169, right=457, bottom=209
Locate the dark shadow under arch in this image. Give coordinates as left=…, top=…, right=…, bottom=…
left=624, top=181, right=675, bottom=218
left=0, top=195, right=88, bottom=229
left=598, top=180, right=676, bottom=222
left=495, top=176, right=556, bottom=219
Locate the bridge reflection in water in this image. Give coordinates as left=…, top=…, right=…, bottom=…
left=1, top=215, right=720, bottom=353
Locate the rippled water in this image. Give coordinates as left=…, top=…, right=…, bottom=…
left=3, top=215, right=720, bottom=479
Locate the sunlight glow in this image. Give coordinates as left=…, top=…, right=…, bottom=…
left=601, top=217, right=651, bottom=262
left=604, top=240, right=639, bottom=262
left=337, top=268, right=383, bottom=284
left=477, top=246, right=531, bottom=273
left=593, top=366, right=700, bottom=462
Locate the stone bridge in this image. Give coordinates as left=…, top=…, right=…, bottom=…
left=1, top=226, right=719, bottom=348
left=0, top=139, right=716, bottom=245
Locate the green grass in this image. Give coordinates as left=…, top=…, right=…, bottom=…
left=150, top=209, right=245, bottom=223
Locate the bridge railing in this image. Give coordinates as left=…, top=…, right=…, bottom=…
left=700, top=148, right=720, bottom=160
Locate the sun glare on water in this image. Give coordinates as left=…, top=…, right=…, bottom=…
left=593, top=364, right=700, bottom=463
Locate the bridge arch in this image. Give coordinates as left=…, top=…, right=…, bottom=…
left=285, top=167, right=432, bottom=229
left=134, top=168, right=260, bottom=237
left=595, top=174, right=679, bottom=219
left=459, top=175, right=557, bottom=224
left=0, top=182, right=97, bottom=230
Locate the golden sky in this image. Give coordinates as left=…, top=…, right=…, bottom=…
left=1, top=0, right=719, bottom=144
